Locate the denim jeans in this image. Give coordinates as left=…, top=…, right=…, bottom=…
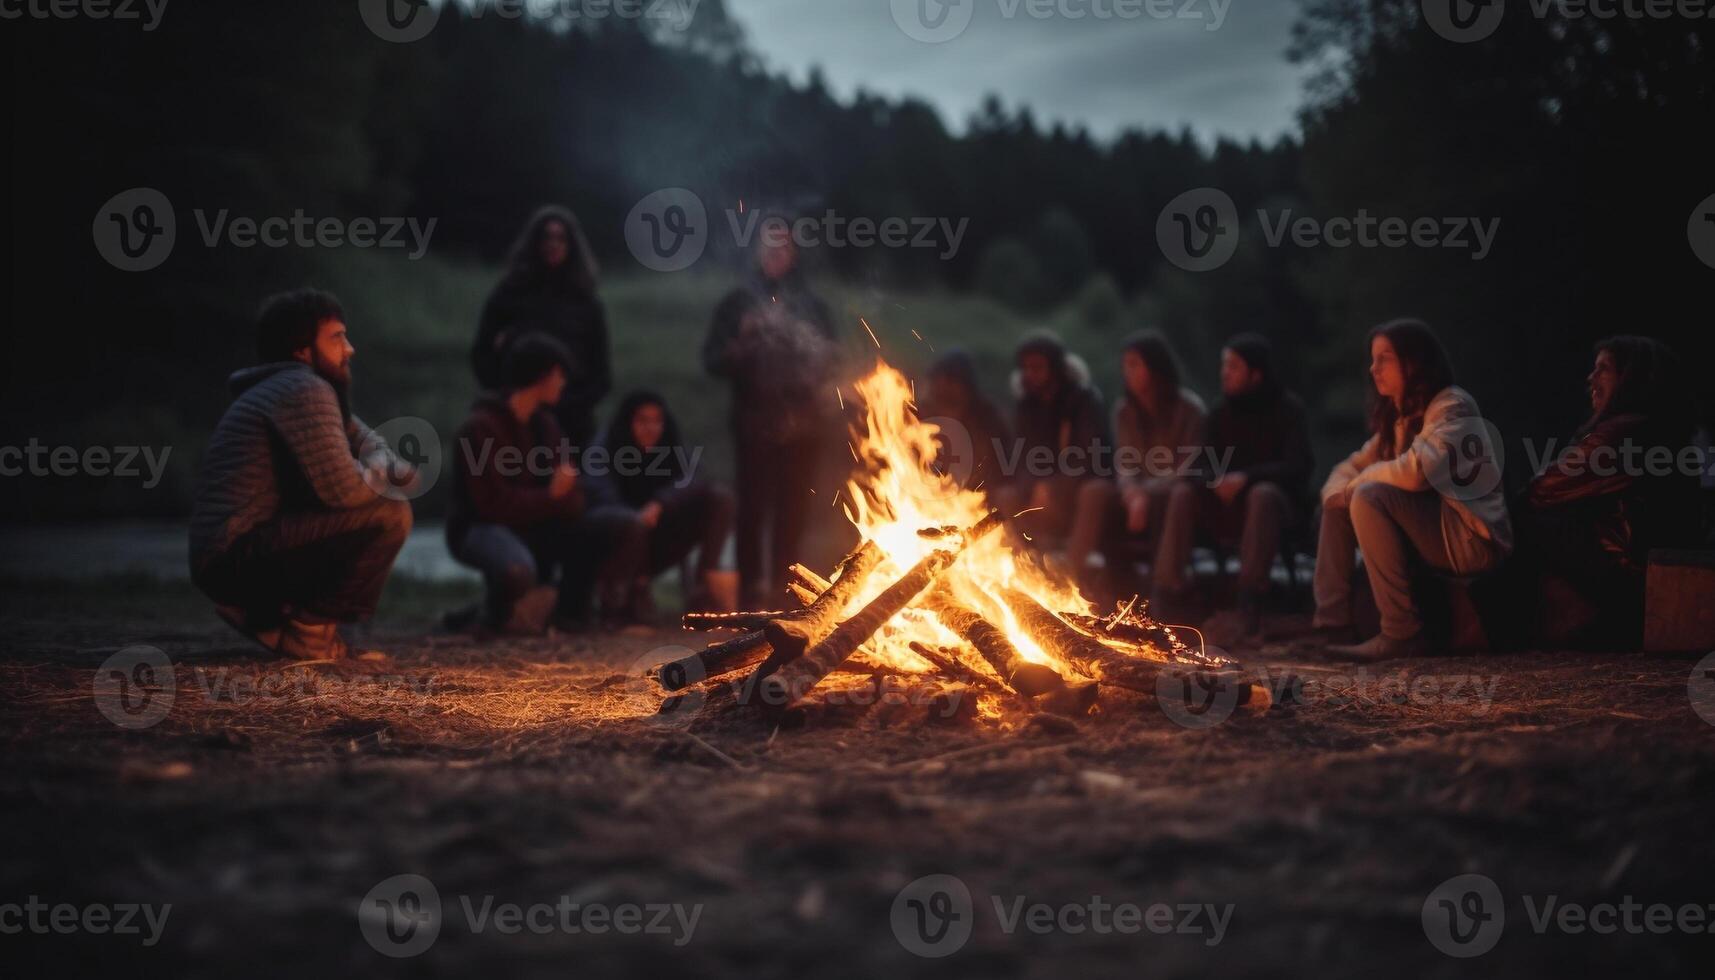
left=449, top=506, right=638, bottom=622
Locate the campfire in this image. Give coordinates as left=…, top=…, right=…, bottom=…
left=649, top=362, right=1269, bottom=726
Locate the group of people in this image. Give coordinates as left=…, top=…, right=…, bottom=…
left=923, top=321, right=1705, bottom=657
left=187, top=202, right=1706, bottom=660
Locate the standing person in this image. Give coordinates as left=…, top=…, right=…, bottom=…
left=446, top=336, right=633, bottom=633
left=993, top=330, right=1110, bottom=556
left=1316, top=319, right=1512, bottom=659
left=1154, top=334, right=1313, bottom=640
left=190, top=289, right=414, bottom=661
left=472, top=205, right=611, bottom=455
left=585, top=391, right=735, bottom=623
left=1483, top=336, right=1701, bottom=648
left=702, top=234, right=840, bottom=608
left=922, top=348, right=1012, bottom=498
left=1071, top=331, right=1207, bottom=596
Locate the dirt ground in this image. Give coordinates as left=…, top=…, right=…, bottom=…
left=2, top=577, right=1712, bottom=979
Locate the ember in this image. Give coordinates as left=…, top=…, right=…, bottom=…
left=650, top=361, right=1264, bottom=724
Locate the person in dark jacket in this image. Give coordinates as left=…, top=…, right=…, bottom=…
left=922, top=349, right=1012, bottom=498
left=446, top=336, right=634, bottom=633
left=1155, top=334, right=1313, bottom=638
left=190, top=289, right=414, bottom=661
left=585, top=391, right=735, bottom=623
left=993, top=330, right=1111, bottom=552
left=701, top=233, right=840, bottom=607
left=472, top=206, right=611, bottom=455
left=1482, top=336, right=1702, bottom=648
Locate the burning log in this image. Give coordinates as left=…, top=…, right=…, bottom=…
left=921, top=588, right=1066, bottom=698
left=761, top=549, right=959, bottom=708
left=787, top=563, right=833, bottom=595
left=907, top=642, right=1011, bottom=696
left=650, top=630, right=771, bottom=693
left=763, top=540, right=885, bottom=663
left=999, top=588, right=1174, bottom=692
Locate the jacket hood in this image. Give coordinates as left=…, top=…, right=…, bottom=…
left=1010, top=352, right=1093, bottom=400
left=228, top=361, right=312, bottom=395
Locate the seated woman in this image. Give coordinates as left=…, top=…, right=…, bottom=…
left=587, top=391, right=734, bottom=623
left=1314, top=319, right=1513, bottom=659
left=1068, top=331, right=1206, bottom=598
left=1485, top=336, right=1702, bottom=648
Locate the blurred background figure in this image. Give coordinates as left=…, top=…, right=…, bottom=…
left=922, top=348, right=1011, bottom=500
left=1481, top=336, right=1705, bottom=649
left=586, top=390, right=735, bottom=624
left=702, top=233, right=840, bottom=608
left=994, top=330, right=1110, bottom=566
left=472, top=206, right=612, bottom=457
left=1072, top=330, right=1207, bottom=600
left=1154, top=334, right=1312, bottom=641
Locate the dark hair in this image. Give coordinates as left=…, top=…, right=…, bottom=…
left=502, top=334, right=572, bottom=391
left=503, top=205, right=598, bottom=295
left=256, top=288, right=343, bottom=363
left=1367, top=318, right=1456, bottom=458
left=1588, top=335, right=1693, bottom=438
left=1222, top=333, right=1274, bottom=385
left=1121, top=330, right=1184, bottom=412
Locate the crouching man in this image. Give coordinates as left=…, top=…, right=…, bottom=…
left=189, top=289, right=415, bottom=660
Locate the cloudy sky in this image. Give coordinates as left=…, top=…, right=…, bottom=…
left=723, top=0, right=1310, bottom=143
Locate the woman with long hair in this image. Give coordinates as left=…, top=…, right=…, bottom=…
left=472, top=205, right=611, bottom=453
left=1487, top=336, right=1703, bottom=647
left=1315, top=319, right=1512, bottom=659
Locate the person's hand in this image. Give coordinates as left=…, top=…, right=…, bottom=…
left=549, top=462, right=579, bottom=499
left=1212, top=472, right=1248, bottom=507
left=639, top=501, right=663, bottom=529
left=364, top=455, right=418, bottom=496
left=1124, top=489, right=1150, bottom=534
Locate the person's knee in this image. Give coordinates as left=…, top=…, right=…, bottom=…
left=1246, top=481, right=1287, bottom=515
left=1348, top=481, right=1394, bottom=519
left=1076, top=479, right=1115, bottom=511
left=495, top=558, right=538, bottom=599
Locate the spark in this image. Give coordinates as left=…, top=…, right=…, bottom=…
left=835, top=386, right=844, bottom=411
left=859, top=317, right=880, bottom=349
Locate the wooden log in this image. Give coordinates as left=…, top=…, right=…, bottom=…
left=786, top=582, right=820, bottom=608
left=763, top=540, right=885, bottom=663
left=906, top=641, right=1011, bottom=695
left=787, top=563, right=833, bottom=595
left=760, top=549, right=958, bottom=708
left=649, top=630, right=771, bottom=693
left=682, top=610, right=790, bottom=632
left=1001, top=587, right=1179, bottom=693
left=921, top=588, right=1067, bottom=697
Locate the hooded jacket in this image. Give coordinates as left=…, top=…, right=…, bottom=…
left=189, top=362, right=397, bottom=567
left=446, top=392, right=585, bottom=544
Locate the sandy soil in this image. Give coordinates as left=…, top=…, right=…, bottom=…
left=2, top=580, right=1712, bottom=979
